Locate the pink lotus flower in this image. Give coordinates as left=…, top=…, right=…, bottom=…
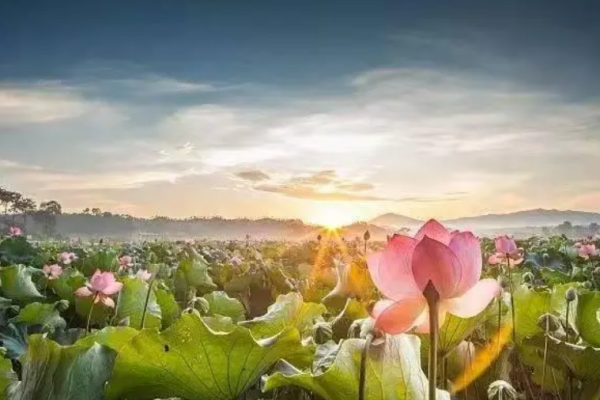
left=135, top=269, right=153, bottom=282
left=59, top=252, right=77, bottom=265
left=576, top=243, right=598, bottom=259
left=118, top=255, right=133, bottom=271
left=488, top=235, right=523, bottom=268
left=9, top=227, right=21, bottom=236
left=368, top=219, right=501, bottom=334
left=231, top=256, right=243, bottom=266
left=42, top=264, right=63, bottom=280
left=75, top=270, right=123, bottom=308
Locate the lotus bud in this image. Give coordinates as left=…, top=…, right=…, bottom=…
left=363, top=230, right=370, bottom=242
left=583, top=281, right=593, bottom=289
left=317, top=234, right=322, bottom=242
left=488, top=380, right=518, bottom=400
left=565, top=288, right=577, bottom=303
left=53, top=299, right=70, bottom=312
left=118, top=317, right=131, bottom=327
left=312, top=321, right=333, bottom=344
left=522, top=272, right=534, bottom=283
left=593, top=266, right=600, bottom=276
left=537, top=313, right=560, bottom=332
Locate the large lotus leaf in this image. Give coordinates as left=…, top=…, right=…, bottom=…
left=9, top=301, right=66, bottom=333
left=331, top=298, right=369, bottom=341
left=48, top=267, right=86, bottom=302
left=262, top=334, right=450, bottom=400
left=240, top=292, right=326, bottom=339
left=0, top=265, right=44, bottom=302
left=513, top=285, right=578, bottom=344
left=104, top=312, right=310, bottom=400
left=75, top=295, right=110, bottom=327
left=524, top=252, right=563, bottom=271
left=0, top=298, right=19, bottom=325
left=576, top=291, right=600, bottom=347
left=523, top=334, right=600, bottom=381
left=177, top=256, right=217, bottom=292
left=420, top=300, right=500, bottom=358
left=8, top=335, right=116, bottom=400
left=203, top=291, right=246, bottom=323
left=80, top=247, right=118, bottom=275
left=77, top=326, right=139, bottom=350
left=0, top=237, right=38, bottom=267
left=540, top=268, right=572, bottom=286
left=115, top=277, right=161, bottom=330
left=520, top=342, right=566, bottom=391
left=0, top=356, right=17, bottom=400
left=0, top=324, right=27, bottom=359
left=155, top=288, right=180, bottom=329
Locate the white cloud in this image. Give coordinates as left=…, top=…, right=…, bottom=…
left=2, top=66, right=600, bottom=218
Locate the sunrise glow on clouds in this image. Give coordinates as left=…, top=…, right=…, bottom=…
left=1, top=0, right=599, bottom=224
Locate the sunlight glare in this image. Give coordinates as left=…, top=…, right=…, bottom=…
left=308, top=203, right=358, bottom=228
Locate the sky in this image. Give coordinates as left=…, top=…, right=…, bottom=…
left=1, top=0, right=600, bottom=225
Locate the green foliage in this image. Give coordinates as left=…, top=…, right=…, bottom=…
left=203, top=291, right=246, bottom=322
left=104, top=312, right=310, bottom=400
left=263, top=334, right=451, bottom=400
left=0, top=265, right=44, bottom=302
left=115, top=277, right=161, bottom=329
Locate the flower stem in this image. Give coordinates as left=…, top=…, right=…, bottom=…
left=506, top=257, right=516, bottom=342
left=359, top=333, right=373, bottom=400
left=86, top=292, right=99, bottom=334
left=140, top=278, right=155, bottom=330
left=424, top=281, right=440, bottom=400
left=542, top=316, right=549, bottom=390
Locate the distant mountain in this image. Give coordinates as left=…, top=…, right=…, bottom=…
left=369, top=213, right=423, bottom=229
left=445, top=209, right=600, bottom=230
left=369, top=209, right=600, bottom=232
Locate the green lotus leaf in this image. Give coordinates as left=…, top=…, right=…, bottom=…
left=8, top=335, right=116, bottom=400
left=75, top=295, right=110, bottom=327
left=104, top=312, right=310, bottom=400
left=523, top=334, right=600, bottom=380
left=240, top=292, right=326, bottom=339
left=0, top=357, right=17, bottom=400
left=540, top=267, right=572, bottom=286
left=262, top=334, right=450, bottom=400
left=519, top=342, right=566, bottom=391
left=420, top=300, right=500, bottom=358
left=0, top=265, right=44, bottom=302
left=155, top=288, right=180, bottom=329
left=48, top=267, right=86, bottom=302
left=9, top=301, right=66, bottom=333
left=0, top=323, right=27, bottom=359
left=331, top=298, right=369, bottom=342
left=77, top=326, right=139, bottom=351
left=115, top=277, right=161, bottom=330
left=513, top=284, right=578, bottom=344
left=203, top=291, right=246, bottom=323
left=80, top=247, right=118, bottom=275
left=576, top=291, right=600, bottom=347
left=177, top=256, right=217, bottom=293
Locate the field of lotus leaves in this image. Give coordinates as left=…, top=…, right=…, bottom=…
left=0, top=223, right=600, bottom=400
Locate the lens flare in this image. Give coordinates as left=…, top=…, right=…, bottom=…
left=451, top=322, right=513, bottom=394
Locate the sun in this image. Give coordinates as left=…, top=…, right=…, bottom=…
left=308, top=203, right=358, bottom=229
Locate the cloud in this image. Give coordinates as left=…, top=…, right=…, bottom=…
left=234, top=169, right=271, bottom=182
left=2, top=61, right=600, bottom=218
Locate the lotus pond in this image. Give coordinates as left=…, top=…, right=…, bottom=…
left=0, top=223, right=599, bottom=400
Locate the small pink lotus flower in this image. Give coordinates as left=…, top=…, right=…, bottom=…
left=368, top=219, right=501, bottom=334
left=75, top=270, right=123, bottom=308
left=42, top=264, right=63, bottom=280
left=9, top=227, right=21, bottom=236
left=135, top=269, right=153, bottom=282
left=118, top=255, right=134, bottom=271
left=59, top=252, right=77, bottom=265
left=231, top=256, right=243, bottom=266
left=488, top=235, right=523, bottom=268
left=576, top=243, right=598, bottom=259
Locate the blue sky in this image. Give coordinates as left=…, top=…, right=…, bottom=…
left=1, top=0, right=599, bottom=224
